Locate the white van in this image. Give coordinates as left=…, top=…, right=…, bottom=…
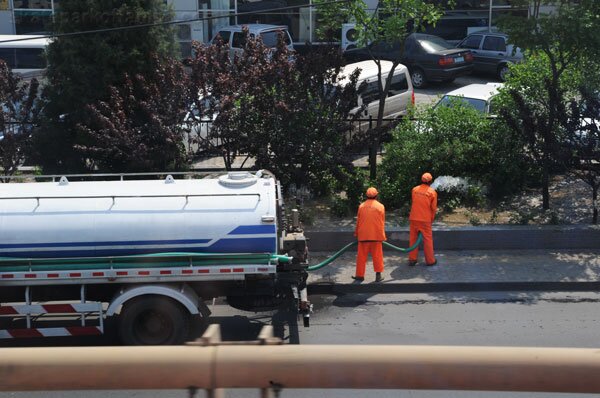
left=0, top=35, right=50, bottom=79
left=339, top=60, right=414, bottom=131
left=211, top=24, right=294, bottom=60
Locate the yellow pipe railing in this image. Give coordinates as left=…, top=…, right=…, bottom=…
left=2, top=344, right=600, bottom=393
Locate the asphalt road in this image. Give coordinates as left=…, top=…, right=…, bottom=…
left=2, top=289, right=600, bottom=398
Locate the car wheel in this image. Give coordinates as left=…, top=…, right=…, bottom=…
left=411, top=68, right=426, bottom=88
left=498, top=64, right=510, bottom=81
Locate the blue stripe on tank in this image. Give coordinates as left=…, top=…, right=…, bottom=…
left=207, top=237, right=277, bottom=253
left=228, top=225, right=276, bottom=235
left=0, top=238, right=278, bottom=258
left=0, top=239, right=212, bottom=249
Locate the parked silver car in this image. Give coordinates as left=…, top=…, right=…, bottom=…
left=456, top=31, right=523, bottom=81
left=434, top=83, right=503, bottom=115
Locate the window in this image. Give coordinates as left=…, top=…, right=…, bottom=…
left=436, top=95, right=487, bottom=113
left=417, top=36, right=453, bottom=53
left=14, top=12, right=52, bottom=34
left=213, top=30, right=231, bottom=45
left=177, top=25, right=192, bottom=41
left=199, top=0, right=235, bottom=10
left=388, top=73, right=408, bottom=96
left=0, top=48, right=45, bottom=69
left=13, top=0, right=52, bottom=9
left=482, top=36, right=506, bottom=52
left=361, top=81, right=379, bottom=105
left=404, top=38, right=416, bottom=54
left=15, top=48, right=45, bottom=68
left=461, top=35, right=482, bottom=49
left=232, top=32, right=246, bottom=48
left=0, top=49, right=15, bottom=68
left=260, top=30, right=291, bottom=47
left=176, top=24, right=193, bottom=58
left=179, top=42, right=192, bottom=59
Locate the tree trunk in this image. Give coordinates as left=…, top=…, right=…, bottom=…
left=593, top=185, right=598, bottom=224
left=369, top=136, right=378, bottom=180
left=542, top=163, right=550, bottom=210
left=369, top=91, right=390, bottom=180
left=541, top=117, right=552, bottom=211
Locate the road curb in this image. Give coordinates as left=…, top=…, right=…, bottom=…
left=305, top=226, right=600, bottom=251
left=307, top=281, right=600, bottom=294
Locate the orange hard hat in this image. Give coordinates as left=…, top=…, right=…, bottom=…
left=421, top=172, right=433, bottom=183
left=366, top=187, right=378, bottom=198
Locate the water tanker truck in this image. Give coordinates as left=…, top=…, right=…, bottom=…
left=0, top=171, right=310, bottom=345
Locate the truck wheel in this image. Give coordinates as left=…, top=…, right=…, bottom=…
left=118, top=296, right=190, bottom=345
left=411, top=68, right=426, bottom=89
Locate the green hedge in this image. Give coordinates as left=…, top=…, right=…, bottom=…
left=377, top=102, right=532, bottom=209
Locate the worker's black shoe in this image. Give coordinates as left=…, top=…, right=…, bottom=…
left=426, top=260, right=438, bottom=266
left=375, top=272, right=385, bottom=282
left=351, top=275, right=364, bottom=282
left=408, top=260, right=417, bottom=266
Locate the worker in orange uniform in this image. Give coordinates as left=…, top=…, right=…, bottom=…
left=353, top=187, right=386, bottom=282
left=408, top=172, right=438, bottom=266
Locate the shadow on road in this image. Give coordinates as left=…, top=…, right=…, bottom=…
left=0, top=307, right=302, bottom=347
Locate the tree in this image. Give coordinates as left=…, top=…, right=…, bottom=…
left=188, top=32, right=363, bottom=192
left=496, top=54, right=572, bottom=208
left=379, top=101, right=529, bottom=209
left=187, top=33, right=268, bottom=170
left=0, top=61, right=41, bottom=179
left=74, top=57, right=189, bottom=172
left=497, top=0, right=600, bottom=210
left=315, top=0, right=447, bottom=179
left=562, top=88, right=600, bottom=224
left=33, top=0, right=178, bottom=173
left=248, top=44, right=364, bottom=191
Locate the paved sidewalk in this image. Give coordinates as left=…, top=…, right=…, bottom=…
left=192, top=154, right=380, bottom=169
left=307, top=249, right=600, bottom=286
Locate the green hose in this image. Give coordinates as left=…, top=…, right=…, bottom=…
left=0, top=252, right=292, bottom=273
left=0, top=235, right=421, bottom=273
left=307, top=233, right=423, bottom=272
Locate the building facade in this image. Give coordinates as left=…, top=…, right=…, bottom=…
left=0, top=0, right=531, bottom=56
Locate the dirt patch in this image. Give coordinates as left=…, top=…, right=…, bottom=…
left=299, top=173, right=596, bottom=229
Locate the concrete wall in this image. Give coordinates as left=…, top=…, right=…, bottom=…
left=305, top=226, right=600, bottom=251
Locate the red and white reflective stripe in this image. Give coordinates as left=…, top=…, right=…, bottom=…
left=0, top=326, right=103, bottom=339
left=0, top=264, right=276, bottom=281
left=0, top=302, right=101, bottom=316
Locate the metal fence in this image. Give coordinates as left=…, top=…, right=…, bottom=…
left=183, top=116, right=403, bottom=158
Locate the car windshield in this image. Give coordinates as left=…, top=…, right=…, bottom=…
left=188, top=96, right=216, bottom=118
left=418, top=36, right=454, bottom=53
left=260, top=30, right=290, bottom=47
left=436, top=95, right=487, bottom=113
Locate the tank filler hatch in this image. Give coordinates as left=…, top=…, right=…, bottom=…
left=218, top=172, right=258, bottom=188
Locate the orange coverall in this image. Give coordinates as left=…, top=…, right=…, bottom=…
left=408, top=184, right=438, bottom=265
left=354, top=199, right=386, bottom=278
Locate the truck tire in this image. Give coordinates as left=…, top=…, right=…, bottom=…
left=118, top=296, right=190, bottom=345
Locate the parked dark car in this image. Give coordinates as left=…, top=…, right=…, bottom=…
left=343, top=33, right=473, bottom=88
left=456, top=31, right=523, bottom=81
